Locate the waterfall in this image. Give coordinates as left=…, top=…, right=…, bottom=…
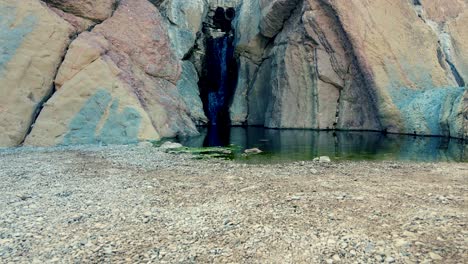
left=204, top=34, right=236, bottom=126
left=197, top=6, right=238, bottom=146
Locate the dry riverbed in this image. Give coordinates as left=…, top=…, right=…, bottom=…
left=0, top=145, right=466, bottom=263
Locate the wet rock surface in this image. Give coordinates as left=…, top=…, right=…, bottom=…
left=0, top=145, right=466, bottom=262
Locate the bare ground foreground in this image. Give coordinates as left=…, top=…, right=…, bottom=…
left=0, top=145, right=466, bottom=263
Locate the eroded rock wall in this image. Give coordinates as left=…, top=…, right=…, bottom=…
left=1, top=0, right=207, bottom=147
left=0, top=0, right=466, bottom=147
left=0, top=0, right=74, bottom=147
left=232, top=0, right=381, bottom=130
left=231, top=0, right=467, bottom=137
left=25, top=0, right=201, bottom=146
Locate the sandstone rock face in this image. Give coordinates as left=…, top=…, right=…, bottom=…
left=177, top=61, right=208, bottom=125
left=162, top=0, right=207, bottom=59
left=234, top=0, right=268, bottom=63
left=321, top=0, right=466, bottom=136
left=48, top=6, right=94, bottom=33
left=43, top=0, right=116, bottom=22
left=1, top=0, right=467, bottom=147
left=448, top=11, right=468, bottom=85
left=229, top=0, right=466, bottom=138
left=259, top=0, right=302, bottom=38
left=232, top=0, right=381, bottom=130
left=419, top=0, right=468, bottom=87
left=0, top=0, right=73, bottom=147
left=24, top=58, right=159, bottom=146
left=25, top=0, right=198, bottom=146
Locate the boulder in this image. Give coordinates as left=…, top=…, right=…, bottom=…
left=26, top=0, right=198, bottom=146
left=24, top=58, right=160, bottom=146
left=0, top=0, right=73, bottom=147
left=48, top=6, right=95, bottom=33
left=42, top=0, right=117, bottom=22
left=159, top=141, right=183, bottom=150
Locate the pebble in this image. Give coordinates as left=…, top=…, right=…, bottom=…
left=332, top=254, right=341, bottom=262
left=429, top=252, right=442, bottom=260
left=0, top=144, right=464, bottom=263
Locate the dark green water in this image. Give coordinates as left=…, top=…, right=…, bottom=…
left=178, top=127, right=468, bottom=163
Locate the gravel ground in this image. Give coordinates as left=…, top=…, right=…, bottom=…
left=0, top=145, right=467, bottom=263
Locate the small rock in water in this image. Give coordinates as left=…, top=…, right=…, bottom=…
left=244, top=148, right=263, bottom=155
left=160, top=142, right=183, bottom=150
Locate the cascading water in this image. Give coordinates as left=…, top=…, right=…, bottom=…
left=198, top=6, right=238, bottom=146
left=206, top=35, right=235, bottom=126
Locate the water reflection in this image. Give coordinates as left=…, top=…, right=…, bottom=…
left=178, top=127, right=467, bottom=163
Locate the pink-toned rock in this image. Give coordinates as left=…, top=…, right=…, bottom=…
left=54, top=32, right=110, bottom=89
left=26, top=0, right=196, bottom=146
left=242, top=0, right=380, bottom=130
left=321, top=0, right=459, bottom=134
left=93, top=0, right=181, bottom=84
left=43, top=0, right=117, bottom=22
left=48, top=6, right=94, bottom=33
left=419, top=0, right=466, bottom=23
left=0, top=0, right=73, bottom=147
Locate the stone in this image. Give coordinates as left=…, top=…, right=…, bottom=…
left=259, top=0, right=302, bottom=38
left=26, top=0, right=198, bottom=145
left=429, top=252, right=442, bottom=260
left=247, top=58, right=272, bottom=126
left=160, top=142, right=183, bottom=150
left=238, top=0, right=381, bottom=130
left=42, top=0, right=117, bottom=22
left=2, top=0, right=468, bottom=147
left=244, top=148, right=263, bottom=155
left=24, top=58, right=160, bottom=146
left=332, top=254, right=341, bottom=262
left=162, top=0, right=207, bottom=59
left=26, top=0, right=199, bottom=146
left=0, top=0, right=74, bottom=147
left=229, top=57, right=257, bottom=125
left=54, top=32, right=110, bottom=89
left=48, top=6, right=94, bottom=33
left=234, top=0, right=269, bottom=63
left=446, top=10, right=468, bottom=84
left=138, top=141, right=154, bottom=148
left=177, top=61, right=208, bottom=125
left=321, top=0, right=462, bottom=135
left=319, top=156, right=331, bottom=163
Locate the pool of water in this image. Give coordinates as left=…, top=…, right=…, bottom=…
left=178, top=127, right=468, bottom=163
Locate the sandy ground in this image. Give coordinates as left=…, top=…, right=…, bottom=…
left=0, top=145, right=466, bottom=263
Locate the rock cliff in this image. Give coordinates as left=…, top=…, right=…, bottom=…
left=0, top=0, right=466, bottom=147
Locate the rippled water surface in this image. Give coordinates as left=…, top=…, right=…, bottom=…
left=178, top=127, right=467, bottom=163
